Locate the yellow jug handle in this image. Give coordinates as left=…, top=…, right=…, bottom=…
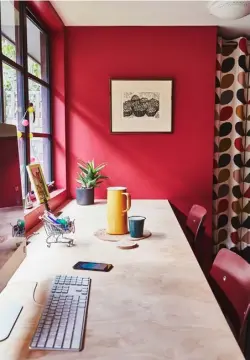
left=122, top=192, right=131, bottom=213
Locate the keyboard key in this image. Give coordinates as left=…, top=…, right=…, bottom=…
left=63, top=339, right=71, bottom=349
left=46, top=338, right=55, bottom=348
left=71, top=336, right=81, bottom=350
left=37, top=338, right=47, bottom=347
left=49, top=331, right=57, bottom=336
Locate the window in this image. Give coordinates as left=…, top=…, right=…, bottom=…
left=0, top=1, right=52, bottom=197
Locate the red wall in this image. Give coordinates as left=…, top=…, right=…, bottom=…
left=0, top=137, right=22, bottom=208
left=51, top=30, right=67, bottom=190
left=66, top=26, right=217, bottom=235
left=66, top=27, right=217, bottom=235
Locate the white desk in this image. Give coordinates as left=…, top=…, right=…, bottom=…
left=0, top=200, right=244, bottom=360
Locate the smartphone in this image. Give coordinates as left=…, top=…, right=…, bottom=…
left=73, top=261, right=113, bottom=272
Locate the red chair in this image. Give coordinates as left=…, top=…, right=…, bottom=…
left=170, top=203, right=210, bottom=275
left=210, top=248, right=250, bottom=354
left=186, top=204, right=207, bottom=245
left=186, top=204, right=211, bottom=275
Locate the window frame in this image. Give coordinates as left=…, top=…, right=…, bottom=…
left=0, top=1, right=52, bottom=196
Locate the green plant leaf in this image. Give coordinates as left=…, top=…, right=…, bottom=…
left=95, top=174, right=108, bottom=180
left=78, top=160, right=88, bottom=167
left=89, top=179, right=97, bottom=186
left=76, top=179, right=86, bottom=188
left=77, top=173, right=87, bottom=187
left=87, top=161, right=93, bottom=172
left=95, top=163, right=107, bottom=172
left=77, top=163, right=88, bottom=175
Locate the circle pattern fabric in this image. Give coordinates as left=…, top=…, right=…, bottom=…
left=213, top=37, right=250, bottom=253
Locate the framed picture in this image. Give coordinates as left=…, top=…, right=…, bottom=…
left=26, top=163, right=50, bottom=204
left=110, top=79, right=173, bottom=133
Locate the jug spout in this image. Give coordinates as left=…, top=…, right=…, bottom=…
left=106, top=187, right=131, bottom=235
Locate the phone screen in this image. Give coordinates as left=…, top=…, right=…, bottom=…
left=73, top=261, right=112, bottom=272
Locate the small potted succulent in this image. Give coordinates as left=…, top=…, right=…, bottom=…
left=76, top=160, right=108, bottom=205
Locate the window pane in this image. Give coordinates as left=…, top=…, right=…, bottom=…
left=28, top=79, right=50, bottom=134
left=17, top=136, right=26, bottom=199
left=1, top=0, right=21, bottom=64
left=30, top=137, right=51, bottom=183
left=3, top=62, right=24, bottom=130
left=28, top=56, right=41, bottom=79
left=27, top=17, right=48, bottom=82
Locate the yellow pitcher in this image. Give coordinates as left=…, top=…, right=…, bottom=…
left=107, top=187, right=131, bottom=235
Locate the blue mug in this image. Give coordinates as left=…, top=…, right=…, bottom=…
left=128, top=216, right=146, bottom=238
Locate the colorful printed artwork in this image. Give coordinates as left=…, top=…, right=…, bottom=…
left=26, top=163, right=50, bottom=204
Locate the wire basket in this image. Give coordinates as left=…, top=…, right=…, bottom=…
left=40, top=214, right=75, bottom=248
left=10, top=223, right=25, bottom=238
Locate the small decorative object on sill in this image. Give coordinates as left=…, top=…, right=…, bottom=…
left=40, top=211, right=75, bottom=248
left=25, top=193, right=33, bottom=209
left=47, top=181, right=55, bottom=193
left=76, top=159, right=108, bottom=206
left=10, top=219, right=25, bottom=238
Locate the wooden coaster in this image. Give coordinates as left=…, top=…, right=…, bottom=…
left=94, top=229, right=121, bottom=242
left=116, top=240, right=138, bottom=250
left=94, top=229, right=152, bottom=242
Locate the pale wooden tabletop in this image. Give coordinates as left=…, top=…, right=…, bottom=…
left=0, top=200, right=244, bottom=360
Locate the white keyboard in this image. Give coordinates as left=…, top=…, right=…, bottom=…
left=30, top=275, right=91, bottom=351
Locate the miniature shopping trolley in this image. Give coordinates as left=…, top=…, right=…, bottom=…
left=39, top=212, right=75, bottom=248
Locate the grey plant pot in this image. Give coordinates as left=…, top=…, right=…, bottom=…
left=76, top=187, right=94, bottom=206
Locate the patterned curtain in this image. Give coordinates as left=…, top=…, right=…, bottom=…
left=213, top=37, right=250, bottom=255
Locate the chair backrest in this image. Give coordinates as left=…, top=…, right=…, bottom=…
left=210, top=249, right=250, bottom=339
left=186, top=204, right=207, bottom=242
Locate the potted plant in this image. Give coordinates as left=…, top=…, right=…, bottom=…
left=76, top=160, right=108, bottom=205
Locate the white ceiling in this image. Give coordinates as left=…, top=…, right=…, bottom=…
left=51, top=0, right=250, bottom=36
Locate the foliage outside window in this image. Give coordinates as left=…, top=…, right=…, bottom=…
left=0, top=0, right=52, bottom=198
